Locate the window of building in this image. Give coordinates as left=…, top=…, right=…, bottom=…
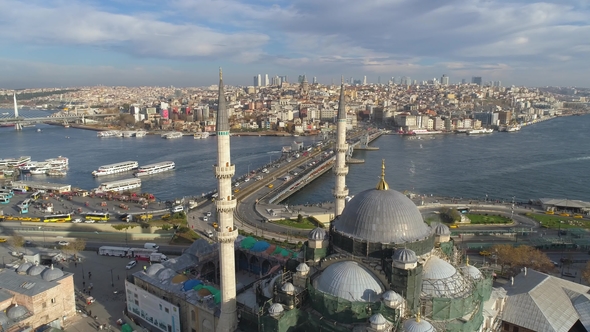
left=42, top=302, right=47, bottom=309
left=168, top=325, right=172, bottom=332
left=165, top=307, right=169, bottom=313
left=135, top=300, right=139, bottom=306
left=51, top=298, right=56, bottom=304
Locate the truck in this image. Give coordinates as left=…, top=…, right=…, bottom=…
left=130, top=248, right=157, bottom=261
left=149, top=252, right=168, bottom=263
left=99, top=246, right=131, bottom=257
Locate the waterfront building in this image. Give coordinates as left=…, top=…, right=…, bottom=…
left=0, top=264, right=76, bottom=331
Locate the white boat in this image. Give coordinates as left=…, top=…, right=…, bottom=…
left=0, top=156, right=31, bottom=168
left=135, top=131, right=147, bottom=137
left=47, top=169, right=67, bottom=176
left=506, top=125, right=521, bottom=132
left=92, top=161, right=139, bottom=177
left=193, top=132, right=210, bottom=139
left=45, top=156, right=69, bottom=168
left=134, top=161, right=175, bottom=177
left=161, top=132, right=183, bottom=139
left=122, top=131, right=135, bottom=138
left=404, top=129, right=442, bottom=135
left=96, top=178, right=141, bottom=192
left=466, top=128, right=493, bottom=135
left=30, top=166, right=50, bottom=175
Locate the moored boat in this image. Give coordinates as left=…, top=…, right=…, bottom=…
left=193, top=132, right=210, bottom=139
left=161, top=132, right=183, bottom=139
left=96, top=178, right=142, bottom=192
left=47, top=169, right=67, bottom=176
left=466, top=128, right=493, bottom=135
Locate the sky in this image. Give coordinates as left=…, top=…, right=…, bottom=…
left=0, top=0, right=588, bottom=88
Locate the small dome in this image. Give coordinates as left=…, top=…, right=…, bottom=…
left=296, top=263, right=310, bottom=273
left=370, top=313, right=387, bottom=325
left=314, top=261, right=383, bottom=302
left=308, top=227, right=327, bottom=240
left=334, top=188, right=431, bottom=244
left=0, top=312, right=9, bottom=326
left=17, top=262, right=33, bottom=273
left=268, top=303, right=284, bottom=317
left=393, top=248, right=418, bottom=264
left=460, top=265, right=483, bottom=279
left=42, top=265, right=64, bottom=281
left=281, top=282, right=295, bottom=293
left=146, top=263, right=165, bottom=276
left=27, top=265, right=46, bottom=276
left=382, top=290, right=403, bottom=303
left=403, top=317, right=435, bottom=332
left=158, top=268, right=176, bottom=282
left=422, top=257, right=469, bottom=298
left=7, top=305, right=27, bottom=320
left=433, top=223, right=451, bottom=236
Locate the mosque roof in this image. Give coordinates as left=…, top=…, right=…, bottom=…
left=309, top=227, right=327, bottom=240
left=393, top=248, right=418, bottom=264
left=422, top=256, right=470, bottom=298
left=403, top=316, right=435, bottom=332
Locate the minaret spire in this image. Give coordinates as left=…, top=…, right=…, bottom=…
left=376, top=159, right=389, bottom=190
left=213, top=67, right=238, bottom=332
left=333, top=79, right=349, bottom=217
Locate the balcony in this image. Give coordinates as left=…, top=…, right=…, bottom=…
left=213, top=164, right=235, bottom=179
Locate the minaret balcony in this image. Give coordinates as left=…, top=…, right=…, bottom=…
left=216, top=226, right=239, bottom=243
left=333, top=165, right=349, bottom=176
left=335, top=143, right=349, bottom=153
left=216, top=198, right=237, bottom=213
left=333, top=187, right=349, bottom=199
left=213, top=164, right=235, bottom=179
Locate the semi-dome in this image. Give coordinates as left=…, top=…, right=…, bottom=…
left=308, top=227, right=327, bottom=240
left=268, top=303, right=284, bottom=317
left=0, top=312, right=8, bottom=326
left=296, top=263, right=310, bottom=273
left=403, top=316, right=435, bottom=332
left=42, top=265, right=64, bottom=281
left=17, top=262, right=33, bottom=273
left=7, top=305, right=27, bottom=320
left=146, top=263, right=165, bottom=276
left=281, top=282, right=295, bottom=293
left=334, top=188, right=431, bottom=244
left=460, top=265, right=483, bottom=280
left=314, top=261, right=383, bottom=302
left=393, top=248, right=418, bottom=264
left=422, top=256, right=470, bottom=298
left=27, top=264, right=46, bottom=276
left=369, top=313, right=388, bottom=325
left=433, top=223, right=451, bottom=235
left=382, top=290, right=403, bottom=303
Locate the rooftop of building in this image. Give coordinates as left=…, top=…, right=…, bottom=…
left=0, top=265, right=72, bottom=298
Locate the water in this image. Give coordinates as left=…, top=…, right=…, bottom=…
left=1, top=109, right=589, bottom=203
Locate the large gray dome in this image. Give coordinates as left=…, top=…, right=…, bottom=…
left=334, top=188, right=431, bottom=244
left=42, top=266, right=64, bottom=282
left=313, top=261, right=383, bottom=302
left=27, top=265, right=46, bottom=276
left=7, top=305, right=27, bottom=320
left=17, top=262, right=33, bottom=273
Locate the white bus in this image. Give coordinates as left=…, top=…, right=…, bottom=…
left=98, top=246, right=131, bottom=257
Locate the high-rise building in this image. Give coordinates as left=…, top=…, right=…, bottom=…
left=401, top=76, right=409, bottom=86
left=257, top=74, right=262, bottom=87
left=313, top=76, right=317, bottom=84
left=214, top=68, right=238, bottom=332
left=264, top=74, right=269, bottom=86
left=472, top=76, right=483, bottom=86
left=253, top=75, right=259, bottom=87
left=461, top=78, right=467, bottom=84
left=441, top=74, right=449, bottom=85
left=363, top=76, right=367, bottom=85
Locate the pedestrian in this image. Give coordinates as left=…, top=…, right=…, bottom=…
left=88, top=310, right=92, bottom=317
left=74, top=262, right=77, bottom=267
left=61, top=266, right=64, bottom=271
left=83, top=281, right=86, bottom=288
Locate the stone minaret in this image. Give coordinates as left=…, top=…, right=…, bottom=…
left=214, top=68, right=238, bottom=332
left=333, top=79, right=349, bottom=216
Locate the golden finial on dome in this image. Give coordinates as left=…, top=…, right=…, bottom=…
left=219, top=67, right=223, bottom=80
left=416, top=313, right=421, bottom=323
left=376, top=159, right=389, bottom=190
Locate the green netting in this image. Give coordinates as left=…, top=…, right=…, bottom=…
left=241, top=237, right=257, bottom=249
left=272, top=246, right=283, bottom=255
left=121, top=324, right=133, bottom=332
left=280, top=249, right=290, bottom=257
left=193, top=284, right=221, bottom=304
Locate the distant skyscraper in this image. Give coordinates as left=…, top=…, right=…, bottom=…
left=401, top=76, right=409, bottom=86
left=363, top=76, right=367, bottom=85
left=462, top=79, right=467, bottom=85
left=472, top=76, right=482, bottom=86
left=313, top=76, right=317, bottom=84
left=257, top=74, right=262, bottom=87
left=441, top=74, right=449, bottom=85
left=350, top=77, right=354, bottom=85
left=298, top=75, right=305, bottom=83
left=264, top=74, right=269, bottom=86
left=253, top=76, right=258, bottom=87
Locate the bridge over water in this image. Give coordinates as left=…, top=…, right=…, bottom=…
left=0, top=109, right=114, bottom=130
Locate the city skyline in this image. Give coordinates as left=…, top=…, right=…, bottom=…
left=0, top=0, right=588, bottom=88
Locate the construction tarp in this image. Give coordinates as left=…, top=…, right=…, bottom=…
left=194, top=284, right=221, bottom=304
left=251, top=241, right=271, bottom=252
left=240, top=237, right=257, bottom=249
left=183, top=279, right=202, bottom=291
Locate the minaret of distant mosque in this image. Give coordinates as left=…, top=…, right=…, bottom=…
left=213, top=68, right=238, bottom=332
left=333, top=78, right=349, bottom=217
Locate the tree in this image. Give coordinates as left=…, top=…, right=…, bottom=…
left=10, top=235, right=25, bottom=250
left=297, top=214, right=303, bottom=223
left=491, top=244, right=553, bottom=276
left=64, top=238, right=86, bottom=258
left=439, top=207, right=461, bottom=223
left=118, top=114, right=136, bottom=127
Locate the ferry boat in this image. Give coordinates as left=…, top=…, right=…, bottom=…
left=135, top=131, right=147, bottom=137
left=402, top=129, right=442, bottom=136
left=466, top=128, right=493, bottom=135
left=46, top=156, right=69, bottom=168
left=96, top=178, right=142, bottom=192
left=506, top=125, right=521, bottom=132
left=30, top=165, right=50, bottom=175
left=193, top=132, right=210, bottom=139
left=92, top=161, right=139, bottom=177
left=134, top=161, right=175, bottom=177
left=161, top=132, right=183, bottom=139
left=0, top=156, right=31, bottom=168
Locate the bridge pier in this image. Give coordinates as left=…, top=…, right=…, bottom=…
left=14, top=122, right=22, bottom=131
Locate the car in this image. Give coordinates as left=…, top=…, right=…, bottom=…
left=206, top=230, right=214, bottom=238
left=84, top=219, right=95, bottom=223
left=125, top=261, right=137, bottom=270
left=206, top=211, right=211, bottom=217
left=171, top=205, right=183, bottom=213
left=244, top=178, right=250, bottom=182
left=72, top=218, right=83, bottom=223
left=203, top=216, right=208, bottom=222
left=0, top=238, right=6, bottom=243
left=211, top=193, right=219, bottom=198
left=479, top=250, right=491, bottom=256
left=58, top=241, right=69, bottom=246
left=25, top=240, right=32, bottom=246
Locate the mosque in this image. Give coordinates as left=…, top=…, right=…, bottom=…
left=125, top=71, right=504, bottom=332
